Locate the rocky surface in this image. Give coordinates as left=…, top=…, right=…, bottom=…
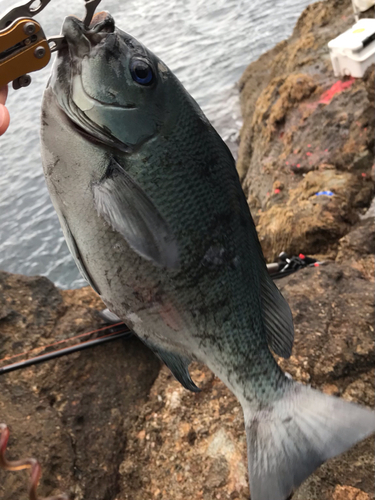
left=1, top=1, right=374, bottom=500
left=237, top=0, right=374, bottom=262
left=336, top=217, right=374, bottom=280
left=332, top=486, right=372, bottom=500
left=0, top=272, right=160, bottom=500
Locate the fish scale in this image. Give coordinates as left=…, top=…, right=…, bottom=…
left=41, top=10, right=375, bottom=500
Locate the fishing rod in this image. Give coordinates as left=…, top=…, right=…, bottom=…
left=0, top=253, right=320, bottom=376
left=0, top=329, right=132, bottom=376
left=0, top=323, right=132, bottom=376
left=267, top=252, right=321, bottom=280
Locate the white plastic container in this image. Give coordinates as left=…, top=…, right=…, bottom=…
left=328, top=18, right=375, bottom=77
left=352, top=0, right=375, bottom=12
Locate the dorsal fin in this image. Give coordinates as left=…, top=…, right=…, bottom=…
left=260, top=273, right=294, bottom=358
left=241, top=204, right=294, bottom=359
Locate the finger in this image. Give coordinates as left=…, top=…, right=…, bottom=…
left=0, top=105, right=10, bottom=135
left=0, top=86, right=8, bottom=105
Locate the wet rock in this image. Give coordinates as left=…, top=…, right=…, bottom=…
left=237, top=0, right=374, bottom=261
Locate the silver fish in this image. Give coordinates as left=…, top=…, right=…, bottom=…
left=40, top=10, right=375, bottom=500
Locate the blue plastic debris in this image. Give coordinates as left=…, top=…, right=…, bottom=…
left=315, top=190, right=334, bottom=196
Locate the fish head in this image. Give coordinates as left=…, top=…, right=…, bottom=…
left=49, top=11, right=182, bottom=153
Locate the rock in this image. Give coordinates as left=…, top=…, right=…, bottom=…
left=276, top=264, right=374, bottom=389
left=361, top=197, right=375, bottom=220
left=0, top=271, right=160, bottom=500
left=255, top=168, right=369, bottom=260
left=117, top=363, right=248, bottom=500
left=332, top=485, right=371, bottom=500
left=336, top=217, right=374, bottom=280
left=336, top=218, right=375, bottom=260
left=237, top=0, right=375, bottom=261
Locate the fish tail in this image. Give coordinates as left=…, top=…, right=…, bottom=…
left=243, top=379, right=375, bottom=500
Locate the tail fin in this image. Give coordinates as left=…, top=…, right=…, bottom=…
left=243, top=380, right=375, bottom=500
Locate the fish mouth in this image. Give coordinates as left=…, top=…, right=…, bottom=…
left=51, top=11, right=160, bottom=154
left=51, top=12, right=135, bottom=154
left=61, top=13, right=135, bottom=109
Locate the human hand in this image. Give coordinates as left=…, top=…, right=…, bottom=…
left=0, top=86, right=10, bottom=135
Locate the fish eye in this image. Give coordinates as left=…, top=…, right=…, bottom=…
left=130, top=59, right=154, bottom=86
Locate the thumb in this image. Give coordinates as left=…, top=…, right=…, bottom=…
left=0, top=104, right=10, bottom=135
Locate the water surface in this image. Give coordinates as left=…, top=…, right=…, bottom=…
left=0, top=0, right=312, bottom=289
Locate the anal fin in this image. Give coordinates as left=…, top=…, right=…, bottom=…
left=142, top=338, right=200, bottom=393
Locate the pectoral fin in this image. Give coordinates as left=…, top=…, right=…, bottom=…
left=142, top=338, right=200, bottom=393
left=93, top=159, right=179, bottom=269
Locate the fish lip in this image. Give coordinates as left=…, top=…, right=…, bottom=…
left=63, top=11, right=115, bottom=35
left=61, top=16, right=89, bottom=51
left=61, top=13, right=115, bottom=53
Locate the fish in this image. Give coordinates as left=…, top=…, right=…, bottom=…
left=40, top=10, right=375, bottom=500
